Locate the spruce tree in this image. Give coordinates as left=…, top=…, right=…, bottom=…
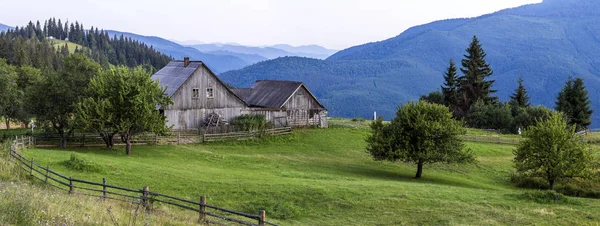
left=441, top=59, right=459, bottom=107
left=556, top=77, right=593, bottom=130
left=459, top=35, right=497, bottom=115
left=509, top=76, right=530, bottom=108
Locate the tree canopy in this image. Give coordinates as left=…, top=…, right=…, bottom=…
left=77, top=66, right=172, bottom=155
left=458, top=35, right=498, bottom=115
left=366, top=101, right=474, bottom=178
left=555, top=77, right=593, bottom=131
left=29, top=54, right=101, bottom=148
left=514, top=113, right=594, bottom=190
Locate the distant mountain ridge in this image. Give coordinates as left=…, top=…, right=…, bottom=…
left=222, top=0, right=600, bottom=126
left=186, top=43, right=337, bottom=60
left=0, top=23, right=12, bottom=32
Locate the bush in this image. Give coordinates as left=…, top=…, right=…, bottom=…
left=516, top=190, right=579, bottom=205
left=60, top=153, right=104, bottom=172
left=231, top=114, right=269, bottom=131
left=351, top=118, right=365, bottom=122
left=466, top=101, right=513, bottom=133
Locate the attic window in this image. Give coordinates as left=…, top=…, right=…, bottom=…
left=206, top=88, right=214, bottom=99
left=192, top=88, right=199, bottom=99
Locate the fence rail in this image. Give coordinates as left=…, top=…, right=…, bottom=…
left=460, top=134, right=522, bottom=145
left=30, top=127, right=293, bottom=147
left=8, top=137, right=278, bottom=226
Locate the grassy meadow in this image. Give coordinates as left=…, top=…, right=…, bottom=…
left=50, top=39, right=84, bottom=54
left=13, top=125, right=600, bottom=225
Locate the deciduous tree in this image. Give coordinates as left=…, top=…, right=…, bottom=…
left=77, top=66, right=172, bottom=155
left=514, top=113, right=593, bottom=190
left=366, top=101, right=474, bottom=178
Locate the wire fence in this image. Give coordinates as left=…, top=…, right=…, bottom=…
left=8, top=136, right=278, bottom=226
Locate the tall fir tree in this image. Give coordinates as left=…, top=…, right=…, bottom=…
left=459, top=35, right=497, bottom=116
left=441, top=59, right=460, bottom=115
left=509, top=76, right=530, bottom=108
left=556, top=77, right=593, bottom=130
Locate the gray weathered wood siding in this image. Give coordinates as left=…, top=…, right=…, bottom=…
left=242, top=108, right=288, bottom=127
left=283, top=86, right=328, bottom=127
left=165, top=65, right=247, bottom=129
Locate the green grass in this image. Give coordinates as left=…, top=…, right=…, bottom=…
left=20, top=128, right=600, bottom=225
left=50, top=39, right=84, bottom=54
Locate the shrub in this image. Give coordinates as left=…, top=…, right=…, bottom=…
left=231, top=114, right=269, bottom=131
left=60, top=153, right=104, bottom=172
left=351, top=118, right=365, bottom=122
left=465, top=101, right=513, bottom=133
left=516, top=190, right=580, bottom=205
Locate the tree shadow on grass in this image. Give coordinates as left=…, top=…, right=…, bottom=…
left=330, top=163, right=495, bottom=190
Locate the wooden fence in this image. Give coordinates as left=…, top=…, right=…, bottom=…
left=8, top=137, right=278, bottom=226
left=31, top=127, right=292, bottom=147
left=460, top=135, right=522, bottom=145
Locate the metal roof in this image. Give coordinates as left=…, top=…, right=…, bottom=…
left=151, top=60, right=203, bottom=97
left=233, top=80, right=324, bottom=109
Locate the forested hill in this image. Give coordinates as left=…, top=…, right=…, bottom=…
left=221, top=0, right=600, bottom=126
left=0, top=18, right=172, bottom=71
left=0, top=23, right=11, bottom=32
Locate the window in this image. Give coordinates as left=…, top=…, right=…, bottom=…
left=192, top=88, right=199, bottom=99
left=206, top=88, right=214, bottom=98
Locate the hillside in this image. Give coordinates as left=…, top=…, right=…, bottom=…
left=221, top=0, right=600, bottom=126
left=0, top=23, right=10, bottom=32
left=50, top=39, right=84, bottom=54
left=16, top=127, right=600, bottom=225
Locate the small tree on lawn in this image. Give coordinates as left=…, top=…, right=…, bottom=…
left=513, top=113, right=593, bottom=190
left=366, top=101, right=474, bottom=178
left=77, top=66, right=172, bottom=155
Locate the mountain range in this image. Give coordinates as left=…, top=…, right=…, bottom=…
left=187, top=43, right=337, bottom=60
left=0, top=24, right=336, bottom=73
left=221, top=0, right=600, bottom=126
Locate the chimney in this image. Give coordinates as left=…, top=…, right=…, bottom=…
left=183, top=57, right=190, bottom=67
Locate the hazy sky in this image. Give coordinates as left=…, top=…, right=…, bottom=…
left=1, top=0, right=542, bottom=49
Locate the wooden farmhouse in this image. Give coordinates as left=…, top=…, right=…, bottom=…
left=151, top=58, right=328, bottom=130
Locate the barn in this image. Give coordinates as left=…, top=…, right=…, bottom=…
left=151, top=58, right=328, bottom=130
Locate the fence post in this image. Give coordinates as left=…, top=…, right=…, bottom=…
left=142, top=186, right=150, bottom=211
left=9, top=145, right=13, bottom=162
left=21, top=135, right=25, bottom=149
left=30, top=158, right=34, bottom=176
left=69, top=177, right=73, bottom=194
left=198, top=195, right=206, bottom=223
left=259, top=210, right=266, bottom=226
left=102, top=178, right=107, bottom=200
left=45, top=165, right=49, bottom=183
left=178, top=131, right=181, bottom=145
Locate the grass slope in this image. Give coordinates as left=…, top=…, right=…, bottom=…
left=50, top=39, right=84, bottom=54
left=20, top=128, right=600, bottom=225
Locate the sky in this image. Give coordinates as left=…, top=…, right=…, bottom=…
left=1, top=0, right=542, bottom=50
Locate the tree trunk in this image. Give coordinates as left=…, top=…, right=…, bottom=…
left=415, top=160, right=424, bottom=178
left=5, top=119, right=10, bottom=130
left=549, top=179, right=555, bottom=190
left=125, top=135, right=132, bottom=155
left=59, top=135, right=68, bottom=149
left=100, top=133, right=114, bottom=148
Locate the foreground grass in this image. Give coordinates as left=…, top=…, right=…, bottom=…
left=20, top=128, right=600, bottom=225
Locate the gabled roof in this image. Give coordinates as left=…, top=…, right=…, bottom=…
left=151, top=60, right=246, bottom=104
left=151, top=61, right=203, bottom=97
left=232, top=80, right=325, bottom=109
